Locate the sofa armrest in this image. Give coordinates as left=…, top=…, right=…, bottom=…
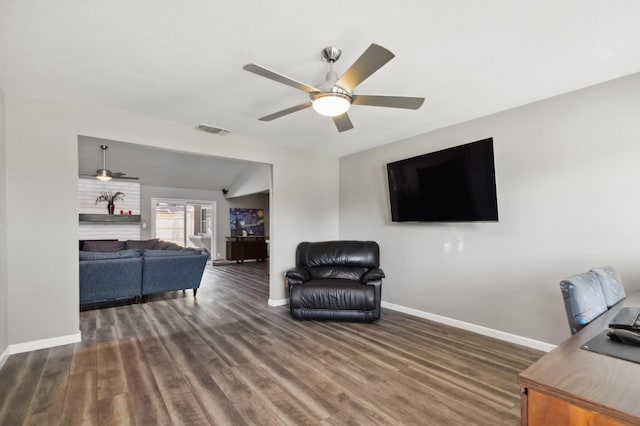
left=362, top=268, right=385, bottom=283
left=142, top=253, right=208, bottom=295
left=80, top=257, right=143, bottom=304
left=285, top=267, right=310, bottom=285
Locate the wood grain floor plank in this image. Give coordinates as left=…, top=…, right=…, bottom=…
left=227, top=331, right=336, bottom=420
left=197, top=357, right=288, bottom=426
left=232, top=362, right=321, bottom=425
left=60, top=371, right=98, bottom=426
left=24, top=344, right=75, bottom=425
left=117, top=335, right=173, bottom=426
left=0, top=262, right=543, bottom=425
left=0, top=349, right=49, bottom=425
left=133, top=303, right=211, bottom=426
left=143, top=301, right=248, bottom=426
left=96, top=325, right=128, bottom=401
left=97, top=393, right=135, bottom=426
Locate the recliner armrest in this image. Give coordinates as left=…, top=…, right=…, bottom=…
left=362, top=268, right=385, bottom=283
left=285, top=267, right=310, bottom=284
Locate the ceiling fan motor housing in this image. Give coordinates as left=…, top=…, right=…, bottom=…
left=313, top=48, right=351, bottom=116
left=321, top=46, right=342, bottom=63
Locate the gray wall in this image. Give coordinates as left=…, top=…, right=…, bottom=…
left=0, top=88, right=8, bottom=358
left=339, top=72, right=640, bottom=345
left=4, top=94, right=338, bottom=346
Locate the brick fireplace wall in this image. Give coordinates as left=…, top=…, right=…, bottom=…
left=78, top=178, right=141, bottom=240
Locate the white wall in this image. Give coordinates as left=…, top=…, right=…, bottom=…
left=340, top=72, right=640, bottom=346
left=4, top=94, right=339, bottom=346
left=225, top=163, right=270, bottom=198
left=0, top=88, right=8, bottom=361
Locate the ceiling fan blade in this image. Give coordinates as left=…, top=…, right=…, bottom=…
left=259, top=102, right=312, bottom=121
left=332, top=113, right=354, bottom=133
left=243, top=63, right=320, bottom=93
left=336, top=44, right=395, bottom=92
left=112, top=173, right=140, bottom=180
left=351, top=95, right=425, bottom=109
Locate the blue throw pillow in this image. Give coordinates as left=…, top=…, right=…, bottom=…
left=80, top=249, right=141, bottom=261
left=143, top=249, right=202, bottom=257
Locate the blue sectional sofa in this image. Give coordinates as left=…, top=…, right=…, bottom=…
left=79, top=239, right=208, bottom=305
left=141, top=250, right=209, bottom=298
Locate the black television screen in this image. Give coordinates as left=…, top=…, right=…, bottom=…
left=387, top=138, right=498, bottom=222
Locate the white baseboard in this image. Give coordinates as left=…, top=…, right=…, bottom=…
left=381, top=301, right=555, bottom=352
left=268, top=298, right=289, bottom=307
left=0, top=346, right=9, bottom=370
left=8, top=332, right=82, bottom=355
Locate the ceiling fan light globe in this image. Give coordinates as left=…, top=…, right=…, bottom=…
left=96, top=169, right=113, bottom=181
left=312, top=94, right=351, bottom=117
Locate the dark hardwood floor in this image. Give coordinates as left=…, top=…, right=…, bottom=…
left=0, top=262, right=542, bottom=425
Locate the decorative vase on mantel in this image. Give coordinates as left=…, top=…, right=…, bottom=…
left=96, top=191, right=125, bottom=215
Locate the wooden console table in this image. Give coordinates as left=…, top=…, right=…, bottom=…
left=518, top=292, right=640, bottom=425
left=226, top=236, right=267, bottom=263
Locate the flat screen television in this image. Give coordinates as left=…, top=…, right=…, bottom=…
left=387, top=138, right=498, bottom=222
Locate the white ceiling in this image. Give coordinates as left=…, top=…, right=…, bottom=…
left=3, top=1, right=640, bottom=157
left=78, top=136, right=253, bottom=191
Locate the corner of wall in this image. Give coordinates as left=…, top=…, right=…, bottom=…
left=225, top=163, right=270, bottom=198
left=0, top=86, right=9, bottom=361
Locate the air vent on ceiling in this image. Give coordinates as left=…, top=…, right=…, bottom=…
left=196, top=123, right=230, bottom=135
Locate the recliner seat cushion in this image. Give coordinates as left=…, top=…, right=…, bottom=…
left=289, top=278, right=376, bottom=311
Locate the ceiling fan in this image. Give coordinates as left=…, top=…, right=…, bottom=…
left=243, top=43, right=425, bottom=132
left=79, top=145, right=139, bottom=181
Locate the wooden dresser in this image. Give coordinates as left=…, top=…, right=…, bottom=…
left=518, top=293, right=640, bottom=425
left=226, top=236, right=268, bottom=263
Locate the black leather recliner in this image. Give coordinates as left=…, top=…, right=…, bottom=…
left=285, top=241, right=385, bottom=322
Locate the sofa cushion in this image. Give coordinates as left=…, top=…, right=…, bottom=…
left=143, top=249, right=202, bottom=257
left=82, top=240, right=126, bottom=252
left=153, top=240, right=184, bottom=250
left=126, top=239, right=159, bottom=250
left=80, top=249, right=141, bottom=261
left=153, top=240, right=173, bottom=250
